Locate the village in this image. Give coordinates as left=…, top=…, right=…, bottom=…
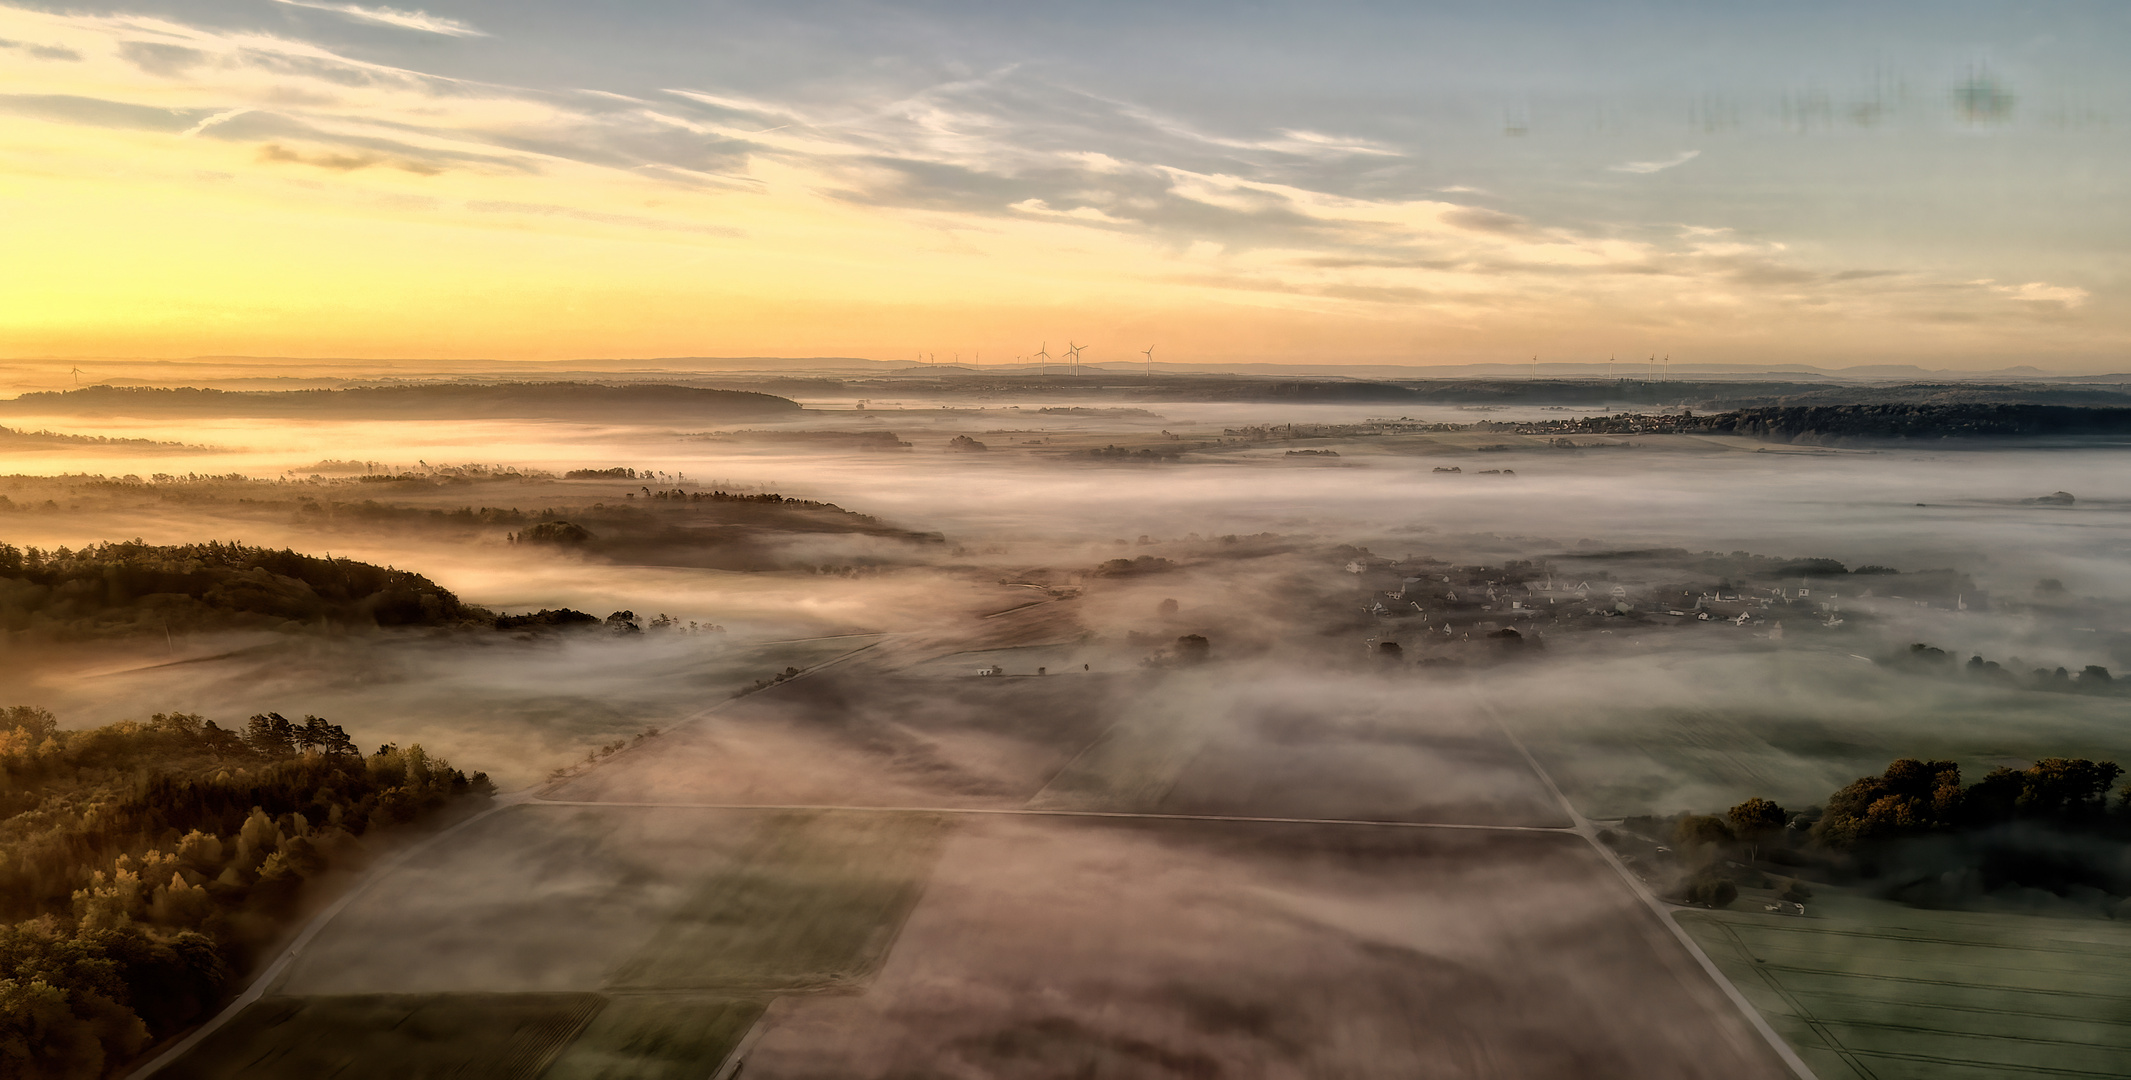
left=1332, top=549, right=1988, bottom=658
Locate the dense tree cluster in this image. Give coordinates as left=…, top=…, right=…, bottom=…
left=692, top=430, right=911, bottom=451
left=1890, top=643, right=2118, bottom=696
left=0, top=706, right=491, bottom=1078
left=513, top=521, right=595, bottom=546
left=492, top=608, right=601, bottom=632
left=1697, top=404, right=2131, bottom=442
left=1813, top=757, right=2125, bottom=846
left=494, top=495, right=938, bottom=572
left=293, top=499, right=529, bottom=528
left=1638, top=756, right=2131, bottom=914
left=1092, top=556, right=1177, bottom=578
left=0, top=427, right=190, bottom=451
left=0, top=540, right=486, bottom=640
left=1082, top=445, right=1182, bottom=461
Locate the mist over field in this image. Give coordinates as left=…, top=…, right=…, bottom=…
left=10, top=0, right=2131, bottom=1071
left=8, top=369, right=2131, bottom=1079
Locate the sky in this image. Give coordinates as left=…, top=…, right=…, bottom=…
left=1, top=1, right=2127, bottom=369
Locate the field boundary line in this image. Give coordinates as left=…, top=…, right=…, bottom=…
left=1725, top=921, right=2126, bottom=957
left=1711, top=920, right=1874, bottom=1080
left=1022, top=718, right=1128, bottom=808
left=1747, top=963, right=2131, bottom=999
left=534, top=636, right=887, bottom=797
left=1842, top=1046, right=2131, bottom=1079
left=1481, top=706, right=1821, bottom=1080
left=1791, top=992, right=2131, bottom=1029
left=1814, top=1016, right=2131, bottom=1050
left=981, top=598, right=1053, bottom=619
left=711, top=1011, right=773, bottom=1080
left=523, top=799, right=1577, bottom=832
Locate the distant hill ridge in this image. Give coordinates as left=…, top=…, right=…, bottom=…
left=1, top=382, right=800, bottom=420
left=1696, top=403, right=2131, bottom=441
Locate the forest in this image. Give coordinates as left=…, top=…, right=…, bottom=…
left=0, top=705, right=492, bottom=1078
left=502, top=490, right=944, bottom=570
left=1694, top=403, right=2131, bottom=441
left=1642, top=756, right=2131, bottom=914
left=0, top=541, right=486, bottom=640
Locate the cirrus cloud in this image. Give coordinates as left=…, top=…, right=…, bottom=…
left=269, top=0, right=486, bottom=38
left=1609, top=150, right=1700, bottom=174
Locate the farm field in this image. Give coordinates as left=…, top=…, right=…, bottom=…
left=542, top=668, right=1126, bottom=808
left=604, top=810, right=948, bottom=992
left=737, top=816, right=1793, bottom=1079
left=153, top=609, right=2131, bottom=1078
left=170, top=806, right=938, bottom=1077
left=549, top=659, right=1572, bottom=826
left=278, top=806, right=940, bottom=996
left=157, top=993, right=604, bottom=1080
left=1029, top=671, right=1569, bottom=825
left=541, top=996, right=766, bottom=1080
left=1680, top=892, right=2131, bottom=1080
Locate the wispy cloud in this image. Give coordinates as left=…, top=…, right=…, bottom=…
left=180, top=107, right=250, bottom=137
left=1609, top=149, right=1700, bottom=174
left=0, top=2, right=2094, bottom=357
left=1105, top=96, right=1399, bottom=160
left=270, top=0, right=486, bottom=38
left=258, top=141, right=441, bottom=174
left=1986, top=280, right=2089, bottom=310
left=0, top=36, right=79, bottom=60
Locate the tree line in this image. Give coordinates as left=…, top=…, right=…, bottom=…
left=0, top=705, right=493, bottom=1078
left=1635, top=755, right=2131, bottom=912
left=0, top=540, right=485, bottom=640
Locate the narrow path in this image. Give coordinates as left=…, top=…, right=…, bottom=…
left=1481, top=704, right=1820, bottom=1080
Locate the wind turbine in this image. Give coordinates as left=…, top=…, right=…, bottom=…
left=1067, top=342, right=1086, bottom=375
left=1141, top=345, right=1155, bottom=379
left=1034, top=342, right=1052, bottom=375
left=69, top=366, right=85, bottom=386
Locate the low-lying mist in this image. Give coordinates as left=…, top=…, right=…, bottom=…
left=8, top=381, right=2131, bottom=1077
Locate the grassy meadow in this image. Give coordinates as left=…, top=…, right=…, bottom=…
left=1682, top=892, right=2131, bottom=1080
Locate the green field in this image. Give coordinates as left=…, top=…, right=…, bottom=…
left=1680, top=893, right=2131, bottom=1080
left=604, top=809, right=949, bottom=992
left=159, top=993, right=605, bottom=1080
left=166, top=808, right=945, bottom=1076
left=153, top=992, right=764, bottom=1080
left=540, top=996, right=765, bottom=1080
left=1505, top=650, right=2131, bottom=819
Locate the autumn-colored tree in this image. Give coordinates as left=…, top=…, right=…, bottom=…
left=3, top=705, right=492, bottom=1070
left=1813, top=758, right=1962, bottom=846
left=242, top=713, right=295, bottom=756
left=1727, top=797, right=1789, bottom=860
